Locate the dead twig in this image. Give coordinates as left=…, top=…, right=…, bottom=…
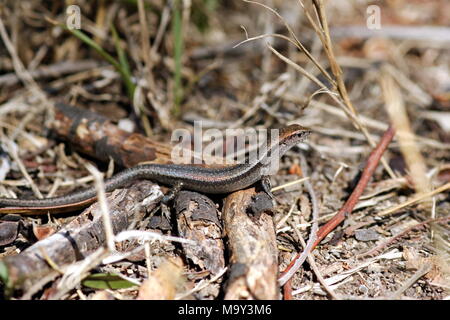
left=4, top=138, right=43, bottom=199
left=278, top=154, right=319, bottom=287
left=290, top=221, right=340, bottom=299
left=390, top=264, right=432, bottom=299
left=84, top=162, right=115, bottom=252
left=277, top=125, right=395, bottom=291
left=358, top=216, right=450, bottom=258
left=377, top=182, right=450, bottom=218
left=313, top=125, right=395, bottom=247
left=0, top=181, right=160, bottom=295
left=0, top=60, right=99, bottom=86
left=330, top=25, right=450, bottom=44
left=222, top=188, right=278, bottom=300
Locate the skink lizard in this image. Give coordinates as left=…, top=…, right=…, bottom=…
left=0, top=124, right=310, bottom=214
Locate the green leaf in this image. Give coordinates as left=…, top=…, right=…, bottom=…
left=67, top=28, right=121, bottom=70
left=63, top=25, right=135, bottom=101
left=172, top=0, right=184, bottom=115
left=110, top=24, right=135, bottom=99
left=0, top=261, right=8, bottom=285
left=82, top=273, right=137, bottom=290
left=0, top=261, right=12, bottom=298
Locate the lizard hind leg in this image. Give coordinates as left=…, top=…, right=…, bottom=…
left=160, top=181, right=184, bottom=222
left=161, top=181, right=184, bottom=205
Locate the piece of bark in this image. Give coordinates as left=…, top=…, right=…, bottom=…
left=174, top=191, right=225, bottom=276
left=0, top=181, right=161, bottom=293
left=51, top=103, right=230, bottom=168
left=222, top=188, right=279, bottom=300
left=52, top=102, right=173, bottom=168
left=32, top=224, right=58, bottom=241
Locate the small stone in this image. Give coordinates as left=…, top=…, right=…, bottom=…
left=358, top=284, right=368, bottom=295
left=118, top=118, right=135, bottom=132
left=355, top=229, right=380, bottom=241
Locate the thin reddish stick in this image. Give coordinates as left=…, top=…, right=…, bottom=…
left=279, top=125, right=395, bottom=287
left=283, top=280, right=293, bottom=300
left=314, top=125, right=395, bottom=246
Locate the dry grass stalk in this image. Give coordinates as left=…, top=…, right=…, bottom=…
left=290, top=220, right=340, bottom=299
left=390, top=264, right=432, bottom=299
left=378, top=182, right=450, bottom=218
left=3, top=138, right=43, bottom=199
left=84, top=162, right=115, bottom=252
left=242, top=0, right=397, bottom=178
left=278, top=154, right=319, bottom=287
left=380, top=68, right=430, bottom=196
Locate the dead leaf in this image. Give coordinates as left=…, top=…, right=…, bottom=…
left=33, top=224, right=57, bottom=240
left=137, top=257, right=185, bottom=300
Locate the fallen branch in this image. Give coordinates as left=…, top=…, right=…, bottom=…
left=222, top=188, right=278, bottom=300
left=52, top=103, right=173, bottom=168
left=174, top=191, right=225, bottom=276
left=0, top=181, right=161, bottom=295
